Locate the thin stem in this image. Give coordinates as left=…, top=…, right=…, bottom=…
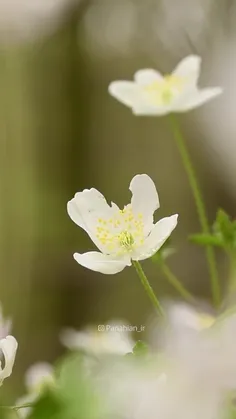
left=132, top=260, right=164, bottom=316
left=159, top=260, right=194, bottom=303
left=169, top=114, right=220, bottom=307
left=0, top=403, right=33, bottom=411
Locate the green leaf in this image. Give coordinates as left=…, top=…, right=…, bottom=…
left=190, top=233, right=223, bottom=247
left=132, top=340, right=149, bottom=356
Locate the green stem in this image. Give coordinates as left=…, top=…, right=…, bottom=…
left=159, top=260, right=194, bottom=303
left=169, top=114, right=220, bottom=307
left=132, top=260, right=164, bottom=316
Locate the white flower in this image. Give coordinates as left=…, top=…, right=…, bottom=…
left=158, top=304, right=236, bottom=393
left=0, top=335, right=18, bottom=385
left=16, top=362, right=54, bottom=418
left=108, top=55, right=222, bottom=115
left=67, top=174, right=178, bottom=274
left=60, top=321, right=134, bottom=355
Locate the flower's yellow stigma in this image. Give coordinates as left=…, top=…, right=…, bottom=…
left=145, top=75, right=184, bottom=106
left=95, top=206, right=145, bottom=254
left=118, top=231, right=134, bottom=250
left=198, top=313, right=215, bottom=330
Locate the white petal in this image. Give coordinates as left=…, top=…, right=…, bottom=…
left=134, top=215, right=178, bottom=261
left=67, top=188, right=110, bottom=230
left=130, top=174, right=159, bottom=233
left=175, top=87, right=223, bottom=112
left=133, top=104, right=172, bottom=116
left=67, top=188, right=115, bottom=252
left=0, top=335, right=18, bottom=384
left=73, top=251, right=130, bottom=275
left=108, top=81, right=143, bottom=108
left=173, top=55, right=201, bottom=87
left=134, top=69, right=163, bottom=86
left=25, top=362, right=54, bottom=392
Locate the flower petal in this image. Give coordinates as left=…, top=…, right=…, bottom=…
left=133, top=104, right=172, bottom=116
left=176, top=87, right=223, bottom=112
left=73, top=251, right=130, bottom=275
left=67, top=188, right=116, bottom=252
left=108, top=81, right=143, bottom=108
left=67, top=188, right=111, bottom=230
left=0, top=335, right=18, bottom=384
left=173, top=55, right=201, bottom=87
left=134, top=69, right=163, bottom=86
left=134, top=215, right=178, bottom=261
left=130, top=174, right=159, bottom=234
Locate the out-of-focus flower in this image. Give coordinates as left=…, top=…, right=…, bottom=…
left=17, top=362, right=54, bottom=418
left=60, top=321, right=134, bottom=355
left=166, top=302, right=215, bottom=331
left=0, top=304, right=17, bottom=386
left=159, top=303, right=236, bottom=393
left=67, top=174, right=177, bottom=274
left=0, top=335, right=18, bottom=385
left=0, top=0, right=79, bottom=43
left=98, top=358, right=167, bottom=419
left=109, top=55, right=222, bottom=115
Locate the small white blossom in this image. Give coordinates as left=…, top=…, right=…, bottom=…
left=67, top=174, right=178, bottom=274
left=60, top=321, right=134, bottom=355
left=0, top=335, right=18, bottom=385
left=108, top=55, right=222, bottom=115
left=17, top=362, right=54, bottom=418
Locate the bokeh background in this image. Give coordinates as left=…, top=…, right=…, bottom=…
left=0, top=0, right=235, bottom=400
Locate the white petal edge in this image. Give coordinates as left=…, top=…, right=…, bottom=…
left=173, top=55, right=201, bottom=87
left=0, top=335, right=18, bottom=383
left=175, top=87, right=223, bottom=112
left=134, top=215, right=178, bottom=261
left=73, top=251, right=130, bottom=275
left=130, top=174, right=159, bottom=233
left=132, top=105, right=172, bottom=116
left=108, top=81, right=143, bottom=108
left=134, top=69, right=163, bottom=86
left=67, top=188, right=110, bottom=230
left=25, top=362, right=54, bottom=392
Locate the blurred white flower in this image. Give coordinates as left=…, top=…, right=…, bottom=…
left=109, top=55, right=222, bottom=115
left=98, top=358, right=167, bottom=419
left=60, top=321, right=134, bottom=355
left=0, top=0, right=79, bottom=42
left=0, top=335, right=18, bottom=386
left=17, top=362, right=54, bottom=418
left=159, top=303, right=236, bottom=393
left=95, top=305, right=236, bottom=419
left=67, top=174, right=178, bottom=274
left=166, top=302, right=215, bottom=331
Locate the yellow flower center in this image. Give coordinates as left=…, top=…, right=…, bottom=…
left=198, top=313, right=215, bottom=330
left=145, top=75, right=184, bottom=106
left=95, top=206, right=145, bottom=254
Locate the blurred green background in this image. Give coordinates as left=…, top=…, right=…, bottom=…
left=0, top=0, right=234, bottom=400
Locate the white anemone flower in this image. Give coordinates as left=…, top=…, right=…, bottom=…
left=17, top=362, right=54, bottom=418
left=67, top=174, right=178, bottom=274
left=108, top=55, right=222, bottom=116
left=60, top=322, right=134, bottom=355
left=0, top=335, right=18, bottom=385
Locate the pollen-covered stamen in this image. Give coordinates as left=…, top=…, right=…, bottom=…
left=118, top=231, right=134, bottom=250
left=95, top=207, right=145, bottom=254
left=145, top=75, right=185, bottom=106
